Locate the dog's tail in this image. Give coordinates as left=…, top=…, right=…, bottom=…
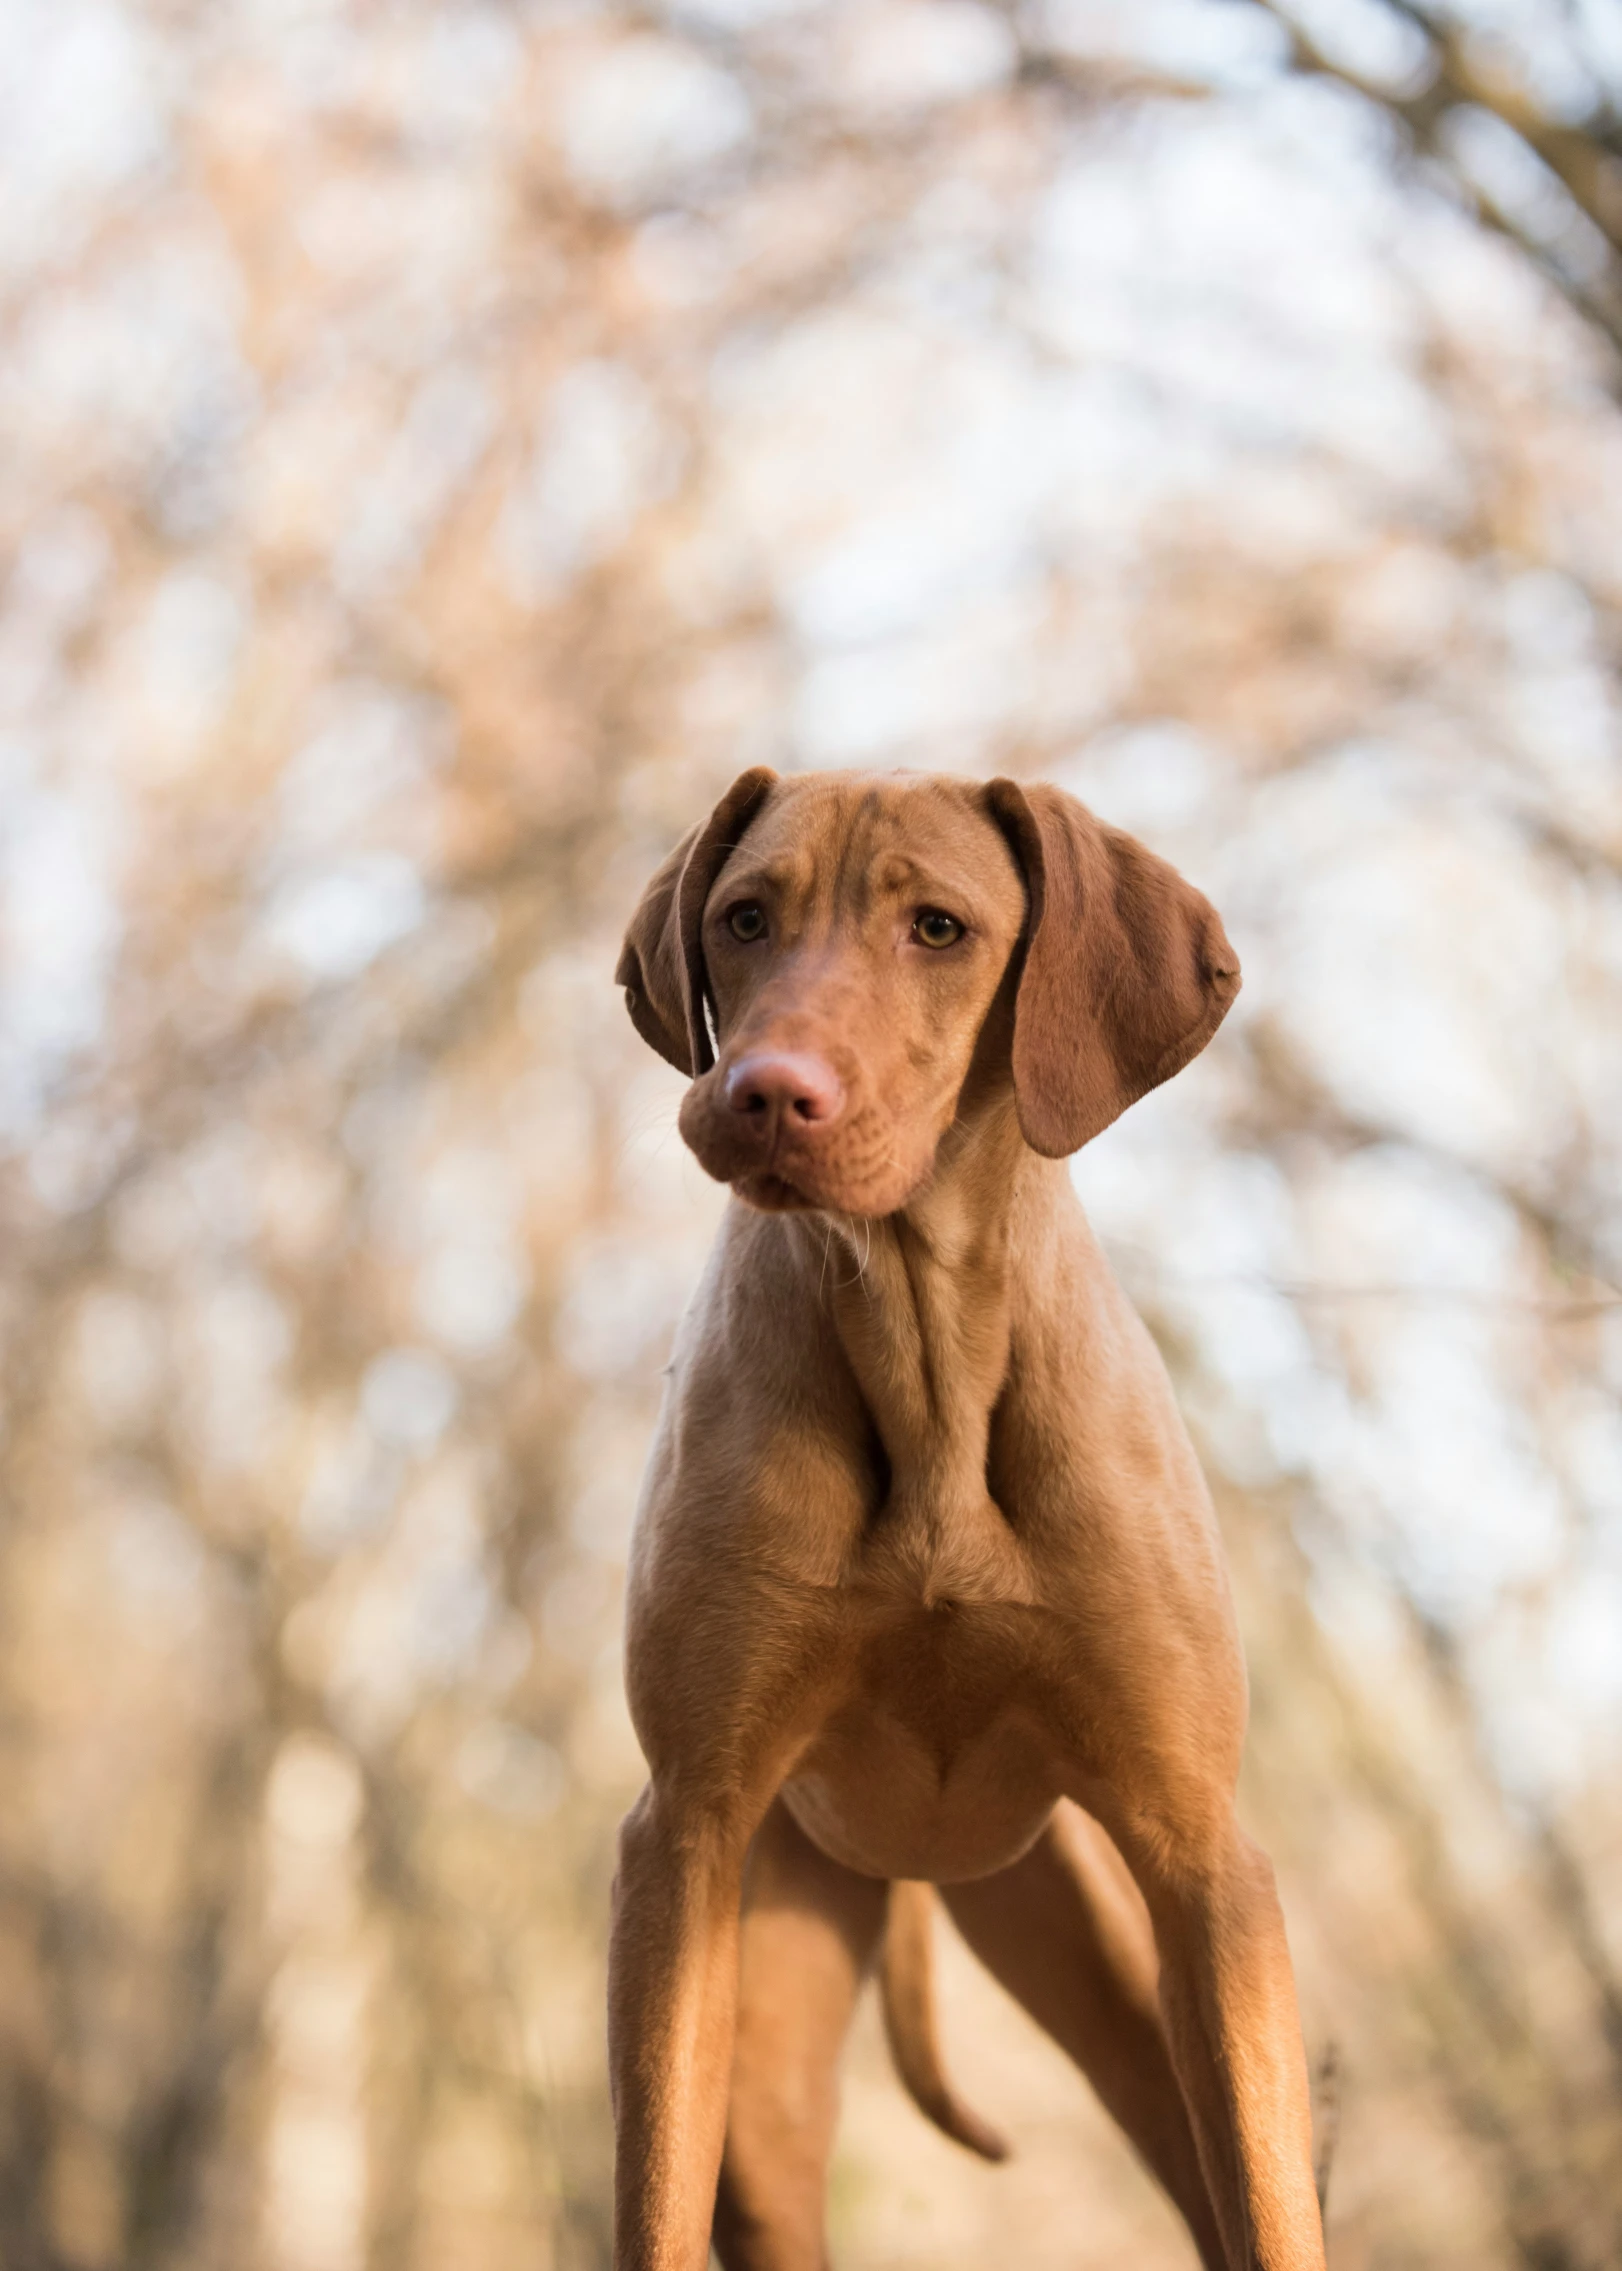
left=878, top=1881, right=1010, bottom=2163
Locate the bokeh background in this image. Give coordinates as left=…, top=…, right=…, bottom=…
left=2, top=1, right=1621, bottom=2266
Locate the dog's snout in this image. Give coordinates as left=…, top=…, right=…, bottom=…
left=724, top=1052, right=845, bottom=1130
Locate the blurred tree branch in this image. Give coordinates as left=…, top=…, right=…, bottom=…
left=1255, top=0, right=1622, bottom=366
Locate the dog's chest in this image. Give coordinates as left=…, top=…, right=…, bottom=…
left=782, top=1598, right=1059, bottom=1881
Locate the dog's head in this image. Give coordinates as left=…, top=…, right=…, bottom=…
left=616, top=769, right=1240, bottom=1218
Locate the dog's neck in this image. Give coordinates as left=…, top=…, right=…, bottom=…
left=790, top=1087, right=1052, bottom=1604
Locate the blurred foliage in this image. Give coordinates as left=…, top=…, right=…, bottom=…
left=0, top=3, right=1619, bottom=2269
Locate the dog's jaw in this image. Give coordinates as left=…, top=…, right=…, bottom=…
left=733, top=1169, right=812, bottom=1213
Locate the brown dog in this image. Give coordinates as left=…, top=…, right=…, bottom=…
left=610, top=768, right=1326, bottom=2271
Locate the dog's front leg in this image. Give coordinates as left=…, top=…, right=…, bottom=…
left=608, top=1780, right=764, bottom=2271
left=1127, top=1815, right=1325, bottom=2271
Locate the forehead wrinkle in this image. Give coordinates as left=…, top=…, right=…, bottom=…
left=716, top=792, right=840, bottom=926
left=829, top=787, right=906, bottom=923
left=730, top=776, right=1015, bottom=933
left=869, top=852, right=950, bottom=898
left=844, top=785, right=1019, bottom=926
left=717, top=848, right=814, bottom=903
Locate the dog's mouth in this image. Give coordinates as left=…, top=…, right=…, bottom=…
left=731, top=1157, right=928, bottom=1220
left=733, top=1169, right=816, bottom=1213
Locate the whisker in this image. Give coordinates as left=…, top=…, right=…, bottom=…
left=843, top=1213, right=866, bottom=1295
left=858, top=1215, right=873, bottom=1295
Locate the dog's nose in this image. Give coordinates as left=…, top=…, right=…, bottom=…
left=724, top=1051, right=845, bottom=1131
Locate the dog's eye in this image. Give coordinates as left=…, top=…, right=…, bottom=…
left=727, top=902, right=767, bottom=943
left=913, top=910, right=964, bottom=949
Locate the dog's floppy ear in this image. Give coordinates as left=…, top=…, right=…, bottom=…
left=615, top=767, right=778, bottom=1075
left=984, top=778, right=1241, bottom=1157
